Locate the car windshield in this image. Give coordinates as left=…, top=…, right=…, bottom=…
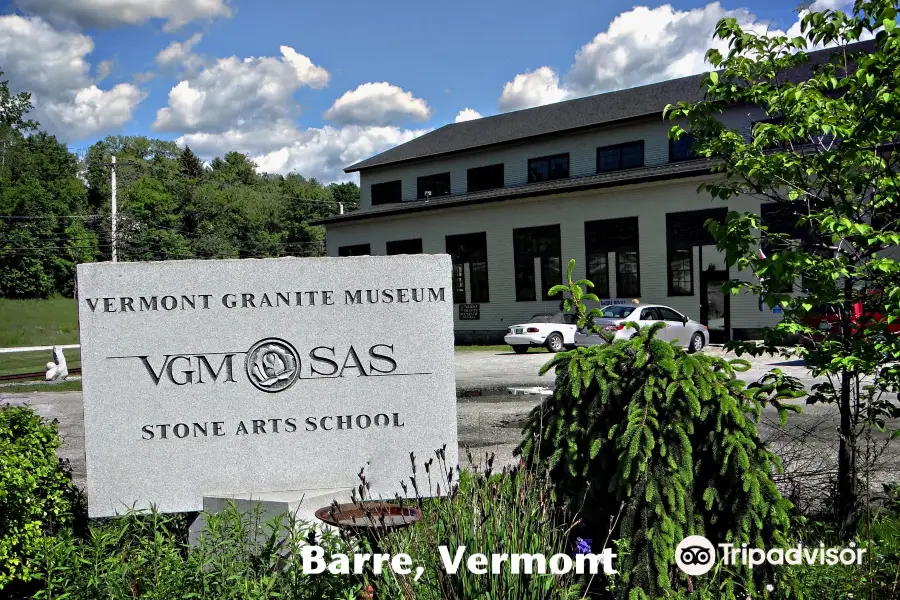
left=529, top=313, right=560, bottom=323
left=598, top=306, right=635, bottom=318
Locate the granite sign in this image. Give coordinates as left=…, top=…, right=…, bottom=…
left=77, top=256, right=458, bottom=518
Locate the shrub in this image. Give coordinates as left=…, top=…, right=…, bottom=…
left=362, top=448, right=585, bottom=599
left=32, top=505, right=363, bottom=600
left=516, top=260, right=806, bottom=600
left=0, top=404, right=74, bottom=591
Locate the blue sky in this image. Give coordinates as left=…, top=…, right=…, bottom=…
left=0, top=0, right=836, bottom=181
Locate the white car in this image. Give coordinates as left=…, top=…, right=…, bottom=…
left=504, top=312, right=578, bottom=354
left=574, top=303, right=709, bottom=352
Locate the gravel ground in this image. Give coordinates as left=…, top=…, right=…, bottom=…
left=3, top=347, right=899, bottom=506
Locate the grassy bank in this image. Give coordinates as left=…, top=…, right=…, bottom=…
left=0, top=350, right=81, bottom=377
left=0, top=298, right=79, bottom=347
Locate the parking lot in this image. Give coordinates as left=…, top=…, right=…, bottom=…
left=3, top=347, right=898, bottom=505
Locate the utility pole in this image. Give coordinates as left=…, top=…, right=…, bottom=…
left=100, top=156, right=135, bottom=262
left=110, top=156, right=117, bottom=262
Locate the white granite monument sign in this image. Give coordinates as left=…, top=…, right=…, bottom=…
left=76, top=256, right=458, bottom=518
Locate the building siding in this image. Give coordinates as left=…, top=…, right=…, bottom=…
left=327, top=177, right=781, bottom=341
left=357, top=105, right=767, bottom=209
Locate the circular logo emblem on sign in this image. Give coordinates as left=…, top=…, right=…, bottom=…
left=245, top=338, right=300, bottom=393
left=675, top=535, right=716, bottom=576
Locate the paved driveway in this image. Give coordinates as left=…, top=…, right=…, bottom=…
left=2, top=348, right=898, bottom=507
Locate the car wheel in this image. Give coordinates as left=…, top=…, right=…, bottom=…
left=689, top=333, right=704, bottom=354
left=546, top=333, right=564, bottom=353
left=512, top=345, right=529, bottom=354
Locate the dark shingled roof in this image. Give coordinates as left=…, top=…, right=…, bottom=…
left=344, top=40, right=875, bottom=173
left=314, top=158, right=713, bottom=225
left=344, top=74, right=709, bottom=173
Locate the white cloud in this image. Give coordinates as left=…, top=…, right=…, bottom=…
left=323, top=82, right=431, bottom=126
left=498, top=1, right=856, bottom=111
left=498, top=67, right=568, bottom=112
left=454, top=108, right=482, bottom=123
left=43, top=84, right=144, bottom=140
left=153, top=46, right=329, bottom=133
left=176, top=121, right=430, bottom=183
left=95, top=59, right=114, bottom=82
left=13, top=0, right=232, bottom=31
left=0, top=15, right=144, bottom=141
left=156, top=32, right=203, bottom=67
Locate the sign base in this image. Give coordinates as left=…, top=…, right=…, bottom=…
left=188, top=487, right=354, bottom=546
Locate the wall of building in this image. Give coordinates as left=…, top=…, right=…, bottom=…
left=326, top=177, right=782, bottom=343
left=357, top=105, right=767, bottom=208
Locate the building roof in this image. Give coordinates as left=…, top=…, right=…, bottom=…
left=343, top=40, right=874, bottom=174
left=344, top=74, right=709, bottom=173
left=314, top=158, right=713, bottom=225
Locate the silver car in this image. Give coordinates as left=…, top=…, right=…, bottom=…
left=573, top=303, right=709, bottom=353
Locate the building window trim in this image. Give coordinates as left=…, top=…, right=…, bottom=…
left=669, top=134, right=697, bottom=163
left=467, top=163, right=505, bottom=193
left=371, top=180, right=402, bottom=205
left=386, top=238, right=423, bottom=255
left=596, top=140, right=645, bottom=173
left=446, top=232, right=490, bottom=304
left=338, top=243, right=371, bottom=257
left=416, top=172, right=451, bottom=199
left=527, top=153, right=570, bottom=184
left=513, top=224, right=562, bottom=302
left=667, top=248, right=694, bottom=296
left=616, top=249, right=641, bottom=298
left=584, top=217, right=640, bottom=298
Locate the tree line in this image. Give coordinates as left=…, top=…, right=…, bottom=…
left=0, top=71, right=358, bottom=299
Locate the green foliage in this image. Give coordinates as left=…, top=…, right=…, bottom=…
left=663, top=0, right=900, bottom=526
left=0, top=70, right=357, bottom=298
left=28, top=506, right=362, bottom=600
left=791, top=515, right=900, bottom=598
left=519, top=260, right=805, bottom=600
left=359, top=448, right=583, bottom=599
left=0, top=405, right=74, bottom=591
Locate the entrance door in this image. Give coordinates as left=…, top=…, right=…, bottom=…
left=700, top=267, right=730, bottom=343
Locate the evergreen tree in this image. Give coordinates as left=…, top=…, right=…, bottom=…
left=179, top=146, right=204, bottom=179
left=517, top=260, right=805, bottom=600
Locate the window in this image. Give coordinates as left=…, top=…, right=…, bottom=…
left=657, top=307, right=684, bottom=322
left=446, top=232, right=489, bottom=303
left=513, top=225, right=562, bottom=301
left=598, top=306, right=635, bottom=318
left=527, top=153, right=569, bottom=183
left=668, top=248, right=693, bottom=295
left=617, top=251, right=640, bottom=297
left=584, top=217, right=640, bottom=297
left=597, top=141, right=644, bottom=173
left=760, top=203, right=806, bottom=293
left=467, top=164, right=504, bottom=193
left=386, top=238, right=423, bottom=255
left=669, top=133, right=697, bottom=162
left=417, top=172, right=451, bottom=199
left=338, top=244, right=370, bottom=256
left=639, top=307, right=659, bottom=320
left=371, top=180, right=402, bottom=205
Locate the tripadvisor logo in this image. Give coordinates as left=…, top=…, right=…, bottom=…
left=675, top=535, right=867, bottom=576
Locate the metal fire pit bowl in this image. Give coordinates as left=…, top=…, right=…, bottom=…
left=315, top=502, right=422, bottom=532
